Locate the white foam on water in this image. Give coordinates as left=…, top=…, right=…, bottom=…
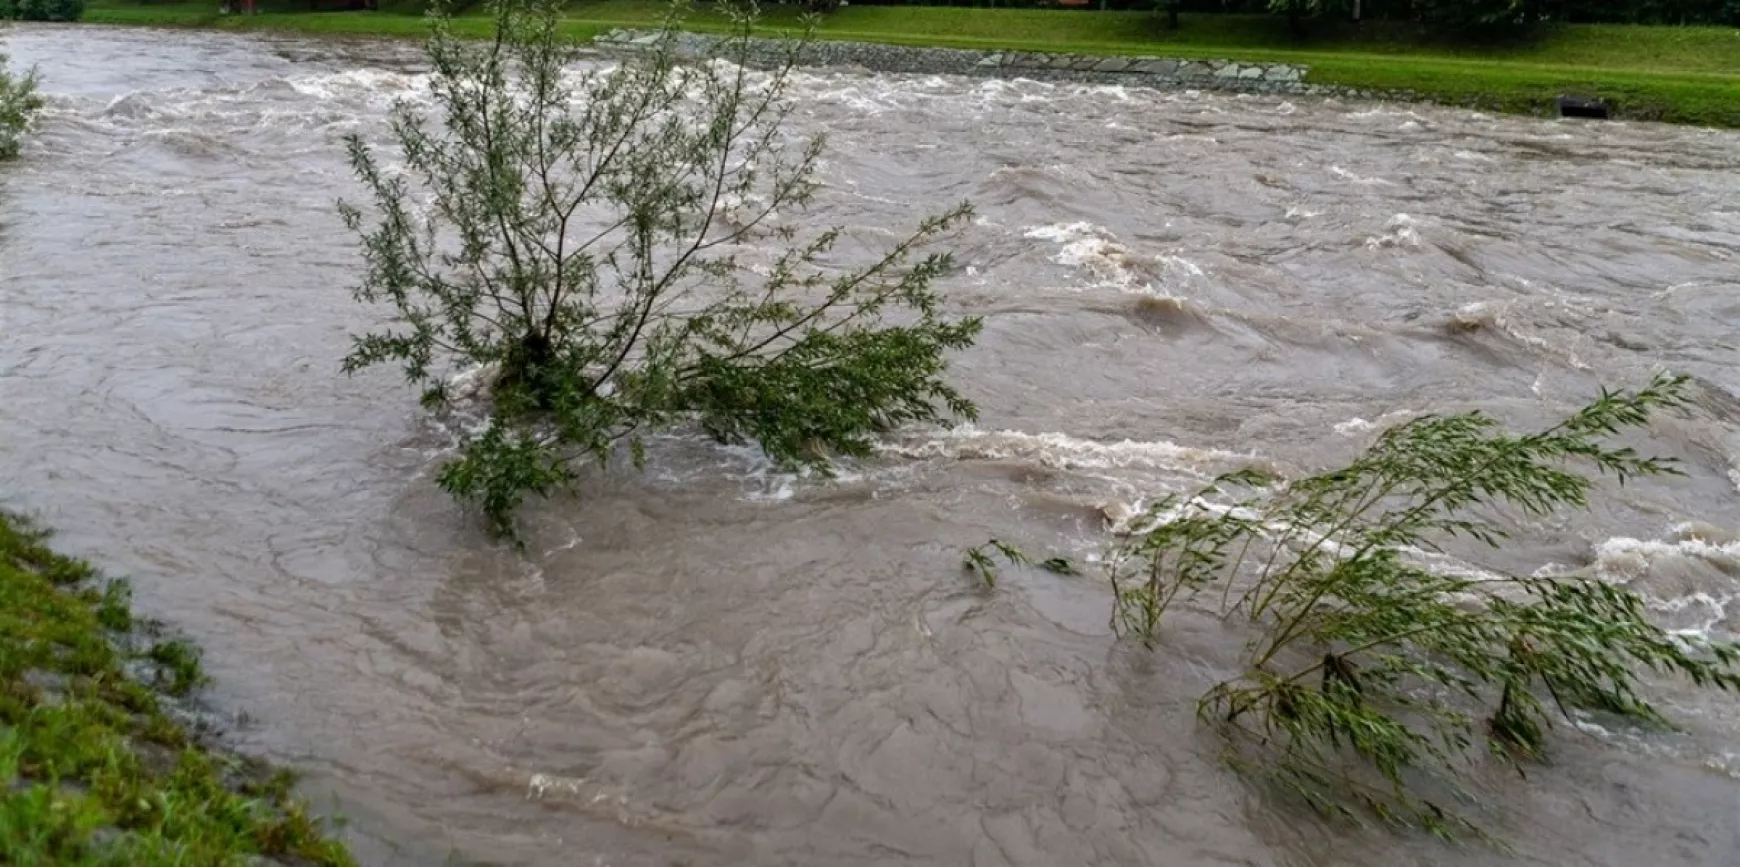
left=526, top=772, right=593, bottom=799
left=1333, top=418, right=1375, bottom=436
left=804, top=83, right=899, bottom=115
left=1454, top=300, right=1497, bottom=325
left=523, top=771, right=655, bottom=837
left=1022, top=221, right=1101, bottom=244
left=414, top=363, right=546, bottom=464
left=1570, top=711, right=1740, bottom=780
left=76, top=73, right=410, bottom=143
left=709, top=442, right=804, bottom=502
left=785, top=69, right=1074, bottom=115
left=1098, top=495, right=1264, bottom=538
left=1094, top=493, right=1517, bottom=598
left=1364, top=213, right=1420, bottom=249
left=1655, top=592, right=1734, bottom=636
left=1591, top=533, right=1740, bottom=581
left=1023, top=222, right=1145, bottom=291
left=1449, top=300, right=1591, bottom=370
left=1158, top=255, right=1205, bottom=278
left=642, top=429, right=897, bottom=503
left=542, top=526, right=584, bottom=558
left=1352, top=106, right=1429, bottom=122
left=1587, top=529, right=1740, bottom=639
left=973, top=78, right=1030, bottom=98
left=443, top=362, right=497, bottom=403
left=1331, top=165, right=1391, bottom=186
left=880, top=426, right=1254, bottom=478
left=286, top=68, right=432, bottom=105
left=1055, top=237, right=1140, bottom=286
left=1706, top=750, right=1740, bottom=780
left=1091, top=84, right=1134, bottom=102
left=1022, top=222, right=1202, bottom=296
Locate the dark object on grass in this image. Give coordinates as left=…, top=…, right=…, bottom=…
left=1558, top=95, right=1610, bottom=120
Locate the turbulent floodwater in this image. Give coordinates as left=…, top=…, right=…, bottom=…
left=6, top=23, right=1740, bottom=867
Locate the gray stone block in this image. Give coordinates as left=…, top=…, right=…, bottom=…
left=1093, top=57, right=1133, bottom=73
left=1129, top=59, right=1180, bottom=76
left=1239, top=66, right=1265, bottom=79
left=1215, top=65, right=1243, bottom=78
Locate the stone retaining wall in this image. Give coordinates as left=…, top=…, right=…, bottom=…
left=589, top=29, right=1370, bottom=98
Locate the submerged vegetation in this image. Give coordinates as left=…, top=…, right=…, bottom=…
left=11, top=0, right=1738, bottom=856
left=0, top=46, right=41, bottom=160
left=973, top=372, right=1740, bottom=838
left=0, top=511, right=356, bottom=865
left=341, top=0, right=981, bottom=538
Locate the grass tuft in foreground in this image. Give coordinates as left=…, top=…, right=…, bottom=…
left=0, top=510, right=355, bottom=866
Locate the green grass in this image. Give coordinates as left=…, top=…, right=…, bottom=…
left=0, top=511, right=355, bottom=866
left=74, top=1, right=1740, bottom=127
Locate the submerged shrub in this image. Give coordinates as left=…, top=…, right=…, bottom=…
left=976, top=373, right=1740, bottom=839
left=0, top=50, right=41, bottom=159
left=341, top=0, right=981, bottom=539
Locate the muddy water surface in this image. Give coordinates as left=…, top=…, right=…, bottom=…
left=5, top=24, right=1740, bottom=867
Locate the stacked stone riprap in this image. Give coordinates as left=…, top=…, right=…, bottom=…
left=590, top=29, right=1333, bottom=97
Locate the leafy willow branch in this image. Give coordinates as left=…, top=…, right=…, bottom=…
left=975, top=373, right=1740, bottom=838
left=963, top=539, right=1074, bottom=589
left=0, top=47, right=42, bottom=160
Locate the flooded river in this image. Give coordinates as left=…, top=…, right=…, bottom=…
left=5, top=23, right=1740, bottom=867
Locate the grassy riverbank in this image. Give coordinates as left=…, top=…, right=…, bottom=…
left=77, top=0, right=1740, bottom=127
left=0, top=511, right=354, bottom=865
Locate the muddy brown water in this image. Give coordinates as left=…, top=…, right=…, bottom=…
left=6, top=23, right=1740, bottom=867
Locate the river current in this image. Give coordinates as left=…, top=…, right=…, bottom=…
left=5, top=23, right=1740, bottom=867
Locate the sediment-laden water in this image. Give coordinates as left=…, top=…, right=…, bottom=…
left=5, top=23, right=1740, bottom=867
